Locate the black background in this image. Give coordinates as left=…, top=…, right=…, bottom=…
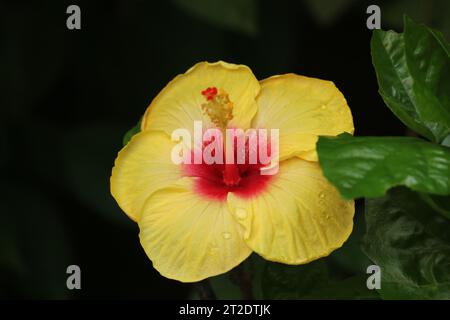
left=1, top=0, right=449, bottom=299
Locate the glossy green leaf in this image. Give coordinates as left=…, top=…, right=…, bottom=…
left=362, top=187, right=450, bottom=299
left=371, top=17, right=450, bottom=143
left=442, top=134, right=450, bottom=147
left=404, top=17, right=450, bottom=141
left=317, top=134, right=450, bottom=199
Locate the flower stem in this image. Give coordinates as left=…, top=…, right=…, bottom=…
left=196, top=279, right=217, bottom=300
left=230, top=264, right=254, bottom=300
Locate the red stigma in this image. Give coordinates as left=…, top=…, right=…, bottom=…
left=201, top=87, right=218, bottom=101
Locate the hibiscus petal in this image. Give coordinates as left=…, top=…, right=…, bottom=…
left=252, top=74, right=354, bottom=161
left=110, top=131, right=181, bottom=221
left=227, top=158, right=354, bottom=264
left=142, top=61, right=260, bottom=133
left=139, top=178, right=252, bottom=282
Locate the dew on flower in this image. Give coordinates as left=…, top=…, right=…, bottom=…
left=235, top=208, right=247, bottom=219
left=222, top=232, right=232, bottom=240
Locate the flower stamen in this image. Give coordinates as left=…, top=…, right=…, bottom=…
left=201, top=87, right=233, bottom=129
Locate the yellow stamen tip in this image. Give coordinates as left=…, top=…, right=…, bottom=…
left=201, top=87, right=234, bottom=128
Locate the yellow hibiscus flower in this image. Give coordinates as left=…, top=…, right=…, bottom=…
left=110, top=61, right=355, bottom=283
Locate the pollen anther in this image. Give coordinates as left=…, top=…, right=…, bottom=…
left=201, top=87, right=233, bottom=128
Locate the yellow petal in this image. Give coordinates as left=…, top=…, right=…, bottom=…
left=252, top=74, right=354, bottom=161
left=110, top=131, right=181, bottom=222
left=227, top=158, right=354, bottom=264
left=139, top=178, right=252, bottom=282
left=141, top=61, right=260, bottom=133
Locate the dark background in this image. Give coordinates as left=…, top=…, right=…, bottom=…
left=1, top=0, right=449, bottom=299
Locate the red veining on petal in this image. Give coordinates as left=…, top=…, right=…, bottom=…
left=201, top=87, right=218, bottom=101
left=182, top=133, right=275, bottom=202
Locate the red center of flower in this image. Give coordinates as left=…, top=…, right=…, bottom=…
left=182, top=135, right=275, bottom=202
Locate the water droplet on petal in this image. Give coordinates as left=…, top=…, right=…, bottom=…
left=235, top=208, right=247, bottom=219
left=319, top=192, right=326, bottom=199
left=222, top=232, right=231, bottom=240
left=209, top=246, right=219, bottom=255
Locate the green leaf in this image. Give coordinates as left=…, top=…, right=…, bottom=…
left=442, top=134, right=450, bottom=147
left=403, top=17, right=450, bottom=141
left=122, top=118, right=142, bottom=146
left=362, top=187, right=450, bottom=299
left=171, top=0, right=259, bottom=37
left=371, top=17, right=450, bottom=143
left=371, top=29, right=431, bottom=139
left=317, top=134, right=450, bottom=199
